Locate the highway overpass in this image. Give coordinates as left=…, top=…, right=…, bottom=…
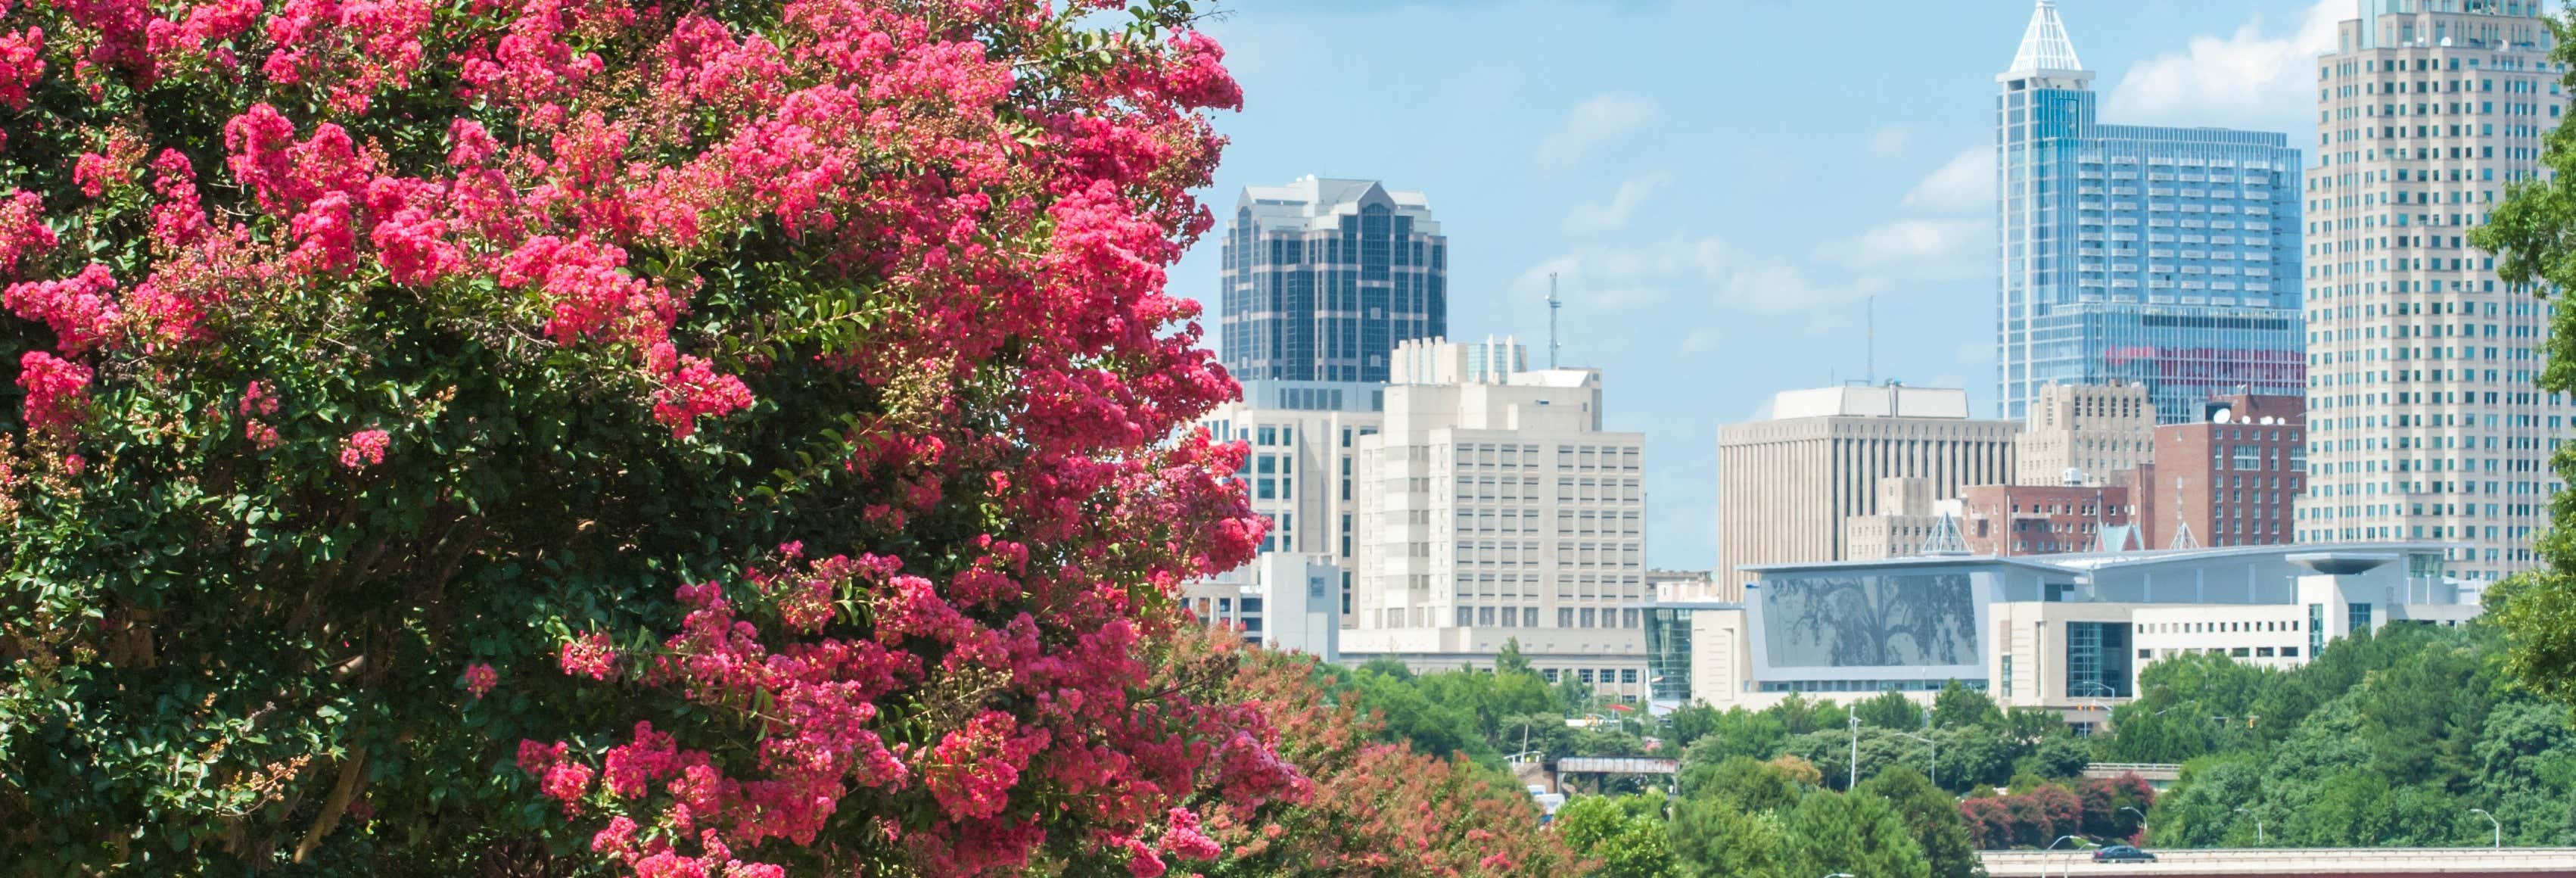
left=1981, top=846, right=2576, bottom=876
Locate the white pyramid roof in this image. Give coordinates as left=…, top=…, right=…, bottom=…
left=2006, top=0, right=2085, bottom=74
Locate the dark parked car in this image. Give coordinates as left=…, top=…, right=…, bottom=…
left=2092, top=845, right=2158, bottom=863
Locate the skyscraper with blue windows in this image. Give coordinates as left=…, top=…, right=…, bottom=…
left=1996, top=1, right=2307, bottom=425
left=1221, top=177, right=1447, bottom=383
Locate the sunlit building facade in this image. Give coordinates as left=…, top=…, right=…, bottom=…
left=2299, top=0, right=2567, bottom=586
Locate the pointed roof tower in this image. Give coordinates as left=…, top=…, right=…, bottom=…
left=2000, top=1, right=2092, bottom=86
left=2008, top=1, right=2083, bottom=73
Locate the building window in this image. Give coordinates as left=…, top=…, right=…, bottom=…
left=2309, top=603, right=2326, bottom=657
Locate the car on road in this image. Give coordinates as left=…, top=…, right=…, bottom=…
left=2091, top=845, right=2158, bottom=863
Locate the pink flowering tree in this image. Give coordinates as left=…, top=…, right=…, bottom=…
left=0, top=0, right=1283, bottom=873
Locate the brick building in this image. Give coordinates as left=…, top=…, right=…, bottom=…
left=2127, top=391, right=2305, bottom=550
left=1957, top=482, right=2136, bottom=556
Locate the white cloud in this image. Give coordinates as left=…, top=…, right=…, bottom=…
left=1516, top=234, right=1884, bottom=318
left=1562, top=172, right=1672, bottom=235
left=1868, top=124, right=1913, bottom=159
left=2102, top=0, right=2339, bottom=132
left=1902, top=148, right=1991, bottom=213
left=1817, top=218, right=1988, bottom=278
left=1535, top=92, right=1657, bottom=173
left=1682, top=326, right=1723, bottom=353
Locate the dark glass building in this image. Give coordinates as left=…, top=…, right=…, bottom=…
left=1221, top=177, right=1446, bottom=382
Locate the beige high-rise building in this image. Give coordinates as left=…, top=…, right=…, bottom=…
left=2301, top=1, right=2567, bottom=584
left=1345, top=337, right=1651, bottom=699
left=2014, top=381, right=2157, bottom=486
left=1716, top=385, right=2019, bottom=594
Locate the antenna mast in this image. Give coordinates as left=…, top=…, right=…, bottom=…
left=1548, top=272, right=1562, bottom=369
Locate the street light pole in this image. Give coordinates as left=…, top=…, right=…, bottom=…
left=1896, top=730, right=1938, bottom=789
left=2235, top=807, right=2264, bottom=845
left=2471, top=808, right=2501, bottom=849
left=1848, top=714, right=1859, bottom=790
left=2122, top=805, right=2148, bottom=843
left=2040, top=833, right=2089, bottom=878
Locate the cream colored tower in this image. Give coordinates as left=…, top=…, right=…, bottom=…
left=2301, top=1, right=2565, bottom=586
left=2014, top=381, right=2156, bottom=486
left=1716, top=385, right=2019, bottom=596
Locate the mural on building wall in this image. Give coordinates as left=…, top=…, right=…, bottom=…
left=1764, top=572, right=1977, bottom=668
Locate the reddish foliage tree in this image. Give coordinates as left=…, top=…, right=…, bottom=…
left=1168, top=627, right=1584, bottom=877
left=0, top=0, right=1290, bottom=873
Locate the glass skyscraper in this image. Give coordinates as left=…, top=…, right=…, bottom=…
left=1220, top=177, right=1446, bottom=383
left=1996, top=1, right=2307, bottom=425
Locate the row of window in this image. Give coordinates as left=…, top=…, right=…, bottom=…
left=1542, top=668, right=1638, bottom=687
left=1452, top=606, right=1643, bottom=630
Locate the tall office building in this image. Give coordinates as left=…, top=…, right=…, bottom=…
left=2300, top=1, right=2565, bottom=584
left=1344, top=338, right=1650, bottom=699
left=1716, top=385, right=2020, bottom=595
left=1995, top=1, right=2307, bottom=425
left=1219, top=177, right=1447, bottom=383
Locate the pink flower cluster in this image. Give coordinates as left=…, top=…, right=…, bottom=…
left=16, top=351, right=92, bottom=434
left=0, top=190, right=53, bottom=276
left=337, top=428, right=387, bottom=469
left=4, top=264, right=120, bottom=353
left=0, top=26, right=43, bottom=111
left=560, top=630, right=618, bottom=680
left=463, top=663, right=498, bottom=699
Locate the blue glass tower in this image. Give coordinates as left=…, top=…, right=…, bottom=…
left=1996, top=2, right=2307, bottom=425
left=1221, top=177, right=1446, bottom=383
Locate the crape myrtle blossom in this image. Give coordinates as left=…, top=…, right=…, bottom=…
left=0, top=0, right=1293, bottom=873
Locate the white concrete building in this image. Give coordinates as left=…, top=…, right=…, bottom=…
left=1345, top=337, right=1651, bottom=699
left=1650, top=543, right=2478, bottom=730
left=1196, top=379, right=1384, bottom=623
left=2301, top=0, right=2568, bottom=584
left=1185, top=553, right=1342, bottom=659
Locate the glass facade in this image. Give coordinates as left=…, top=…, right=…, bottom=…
left=1221, top=179, right=1446, bottom=383
left=1642, top=607, right=1694, bottom=702
left=1996, top=26, right=2305, bottom=423
left=2064, top=621, right=2132, bottom=698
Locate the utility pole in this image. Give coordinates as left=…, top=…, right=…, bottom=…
left=1548, top=272, right=1562, bottom=369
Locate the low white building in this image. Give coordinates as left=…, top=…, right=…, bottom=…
left=1186, top=553, right=1342, bottom=660
left=1647, top=543, right=2479, bottom=730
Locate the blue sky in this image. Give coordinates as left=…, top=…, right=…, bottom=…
left=1172, top=0, right=2346, bottom=569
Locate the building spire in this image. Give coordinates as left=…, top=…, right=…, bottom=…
left=2006, top=0, right=2085, bottom=74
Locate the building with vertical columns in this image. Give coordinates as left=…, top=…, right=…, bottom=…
left=2299, top=0, right=2565, bottom=585
left=1343, top=338, right=1651, bottom=700
left=1994, top=0, right=2307, bottom=425
left=2014, top=381, right=2158, bottom=485
left=1220, top=177, right=1446, bottom=383
left=1716, top=385, right=2019, bottom=596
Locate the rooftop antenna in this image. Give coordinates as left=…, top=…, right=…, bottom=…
left=1548, top=272, right=1562, bottom=369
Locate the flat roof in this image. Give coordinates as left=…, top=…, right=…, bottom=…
left=1739, top=541, right=2466, bottom=577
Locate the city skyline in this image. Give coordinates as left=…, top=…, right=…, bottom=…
left=1180, top=0, right=2345, bottom=569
